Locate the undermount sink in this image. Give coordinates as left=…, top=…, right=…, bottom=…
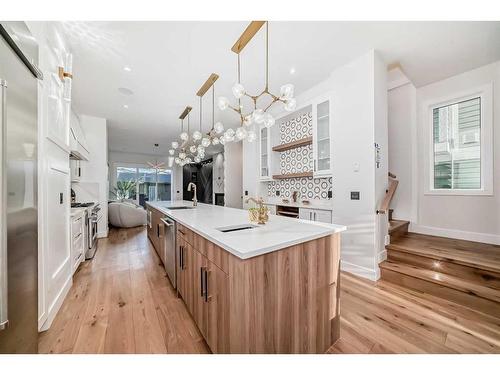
left=216, top=224, right=258, bottom=233
left=165, top=206, right=194, bottom=210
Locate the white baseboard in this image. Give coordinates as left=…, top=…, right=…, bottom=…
left=377, top=249, right=387, bottom=263
left=39, top=276, right=72, bottom=332
left=97, top=229, right=108, bottom=238
left=341, top=260, right=380, bottom=281
left=410, top=223, right=500, bottom=245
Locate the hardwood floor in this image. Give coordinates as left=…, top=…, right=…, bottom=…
left=38, top=226, right=210, bottom=354
left=39, top=227, right=500, bottom=354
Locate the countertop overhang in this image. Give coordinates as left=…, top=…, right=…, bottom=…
left=147, top=200, right=346, bottom=260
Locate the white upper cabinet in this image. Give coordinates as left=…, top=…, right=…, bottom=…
left=312, top=94, right=332, bottom=177
left=259, top=125, right=271, bottom=180
left=69, top=110, right=90, bottom=160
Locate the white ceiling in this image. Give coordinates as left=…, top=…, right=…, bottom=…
left=60, top=21, right=500, bottom=155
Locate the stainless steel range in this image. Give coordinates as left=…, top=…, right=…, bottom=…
left=86, top=204, right=100, bottom=259
left=71, top=202, right=100, bottom=259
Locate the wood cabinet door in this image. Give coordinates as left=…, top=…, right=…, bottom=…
left=206, top=261, right=229, bottom=353
left=192, top=248, right=208, bottom=339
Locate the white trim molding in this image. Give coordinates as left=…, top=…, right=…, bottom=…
left=341, top=260, right=380, bottom=281
left=410, top=223, right=500, bottom=245
left=423, top=83, right=494, bottom=196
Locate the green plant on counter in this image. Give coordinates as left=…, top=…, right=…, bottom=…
left=110, top=179, right=138, bottom=200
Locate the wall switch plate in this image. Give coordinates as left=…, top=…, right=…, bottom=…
left=350, top=191, right=360, bottom=200
left=276, top=190, right=280, bottom=196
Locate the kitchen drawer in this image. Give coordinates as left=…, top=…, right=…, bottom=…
left=177, top=223, right=194, bottom=245
left=192, top=231, right=229, bottom=275
left=72, top=215, right=83, bottom=238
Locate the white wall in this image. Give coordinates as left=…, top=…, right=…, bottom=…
left=76, top=115, right=108, bottom=237
left=224, top=141, right=243, bottom=209
left=413, top=61, right=500, bottom=243
left=388, top=81, right=417, bottom=222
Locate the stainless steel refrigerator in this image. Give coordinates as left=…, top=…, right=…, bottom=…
left=0, top=21, right=42, bottom=353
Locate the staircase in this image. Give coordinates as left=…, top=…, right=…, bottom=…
left=380, top=230, right=500, bottom=318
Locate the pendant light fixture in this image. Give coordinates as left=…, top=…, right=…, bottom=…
left=217, top=21, right=296, bottom=142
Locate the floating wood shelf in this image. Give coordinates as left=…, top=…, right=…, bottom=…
left=272, top=172, right=313, bottom=179
left=272, top=136, right=313, bottom=152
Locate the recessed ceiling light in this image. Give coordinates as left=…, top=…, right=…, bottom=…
left=124, top=66, right=132, bottom=72
left=123, top=104, right=129, bottom=109
left=118, top=87, right=134, bottom=96
left=290, top=67, right=296, bottom=74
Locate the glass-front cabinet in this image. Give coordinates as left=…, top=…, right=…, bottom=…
left=312, top=95, right=332, bottom=177
left=259, top=125, right=271, bottom=180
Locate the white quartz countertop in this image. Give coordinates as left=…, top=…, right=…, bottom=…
left=147, top=200, right=346, bottom=260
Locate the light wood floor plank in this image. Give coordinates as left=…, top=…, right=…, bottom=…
left=39, top=227, right=500, bottom=354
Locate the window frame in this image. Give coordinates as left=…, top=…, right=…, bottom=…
left=424, top=83, right=493, bottom=196
left=112, top=162, right=173, bottom=203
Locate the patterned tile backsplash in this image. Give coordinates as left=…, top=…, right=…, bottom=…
left=267, top=108, right=332, bottom=200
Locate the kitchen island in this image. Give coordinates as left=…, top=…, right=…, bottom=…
left=146, top=200, right=346, bottom=354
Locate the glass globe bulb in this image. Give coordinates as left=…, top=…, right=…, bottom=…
left=175, top=157, right=181, bottom=164
left=189, top=145, right=197, bottom=153
left=214, top=121, right=224, bottom=134
left=252, top=109, right=264, bottom=124
left=186, top=157, right=192, bottom=163
left=197, top=144, right=205, bottom=153
left=284, top=97, right=297, bottom=112
left=235, top=127, right=247, bottom=140
left=217, top=97, right=230, bottom=111
left=180, top=132, right=189, bottom=141
left=243, top=115, right=252, bottom=126
left=193, top=130, right=202, bottom=141
left=223, top=131, right=234, bottom=143
left=219, top=137, right=225, bottom=145
left=232, top=83, right=245, bottom=99
left=226, top=128, right=235, bottom=138
left=179, top=152, right=186, bottom=160
left=169, top=149, right=175, bottom=156
left=194, top=156, right=201, bottom=163
left=211, top=137, right=220, bottom=145
left=201, top=137, right=211, bottom=147
left=263, top=113, right=275, bottom=128
left=171, top=141, right=179, bottom=149
left=247, top=130, right=256, bottom=142
left=280, top=83, right=294, bottom=100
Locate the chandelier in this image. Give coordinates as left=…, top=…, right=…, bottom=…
left=217, top=21, right=297, bottom=143
left=169, top=74, right=227, bottom=166
left=168, top=21, right=296, bottom=166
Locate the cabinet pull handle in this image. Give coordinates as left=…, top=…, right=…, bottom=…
left=200, top=267, right=204, bottom=297
left=78, top=167, right=81, bottom=177
left=181, top=247, right=185, bottom=270
left=60, top=192, right=64, bottom=204
left=314, top=159, right=316, bottom=172
left=314, top=212, right=317, bottom=221
left=179, top=246, right=183, bottom=268
left=204, top=269, right=208, bottom=302
left=179, top=229, right=186, bottom=235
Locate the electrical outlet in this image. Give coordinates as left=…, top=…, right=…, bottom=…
left=276, top=190, right=280, bottom=196
left=350, top=191, right=360, bottom=200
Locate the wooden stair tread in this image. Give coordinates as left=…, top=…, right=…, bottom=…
left=389, top=220, right=409, bottom=234
left=380, top=260, right=500, bottom=303
left=387, top=233, right=500, bottom=273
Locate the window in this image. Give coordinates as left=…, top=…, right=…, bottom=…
left=427, top=84, right=493, bottom=195
left=112, top=164, right=172, bottom=207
